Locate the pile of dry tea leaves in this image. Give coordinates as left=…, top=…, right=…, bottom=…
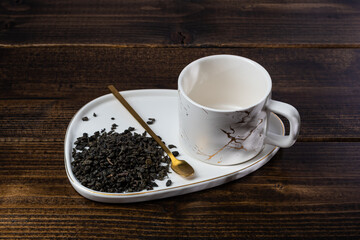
left=71, top=126, right=172, bottom=193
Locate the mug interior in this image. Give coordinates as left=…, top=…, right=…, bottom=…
left=179, top=55, right=272, bottom=111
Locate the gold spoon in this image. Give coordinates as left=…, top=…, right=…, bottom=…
left=108, top=85, right=195, bottom=178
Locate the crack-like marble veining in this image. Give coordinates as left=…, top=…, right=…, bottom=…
left=206, top=118, right=264, bottom=160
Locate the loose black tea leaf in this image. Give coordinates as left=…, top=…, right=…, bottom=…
left=111, top=123, right=118, bottom=131
left=71, top=127, right=172, bottom=193
left=166, top=180, right=172, bottom=187
left=111, top=117, right=115, bottom=120
left=82, top=117, right=89, bottom=121
left=172, top=151, right=179, bottom=157
left=168, top=144, right=177, bottom=149
left=147, top=118, right=155, bottom=125
left=93, top=113, right=97, bottom=117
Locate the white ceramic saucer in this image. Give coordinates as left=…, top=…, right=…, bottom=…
left=64, top=89, right=284, bottom=203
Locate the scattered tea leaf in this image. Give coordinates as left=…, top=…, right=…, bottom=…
left=111, top=123, right=118, bottom=131
left=147, top=118, right=155, bottom=125
left=72, top=127, right=172, bottom=193
left=166, top=180, right=172, bottom=187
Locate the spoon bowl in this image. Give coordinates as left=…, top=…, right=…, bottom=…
left=169, top=155, right=195, bottom=177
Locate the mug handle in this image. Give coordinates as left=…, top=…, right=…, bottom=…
left=265, top=99, right=301, bottom=148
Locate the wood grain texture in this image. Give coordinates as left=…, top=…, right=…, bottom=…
left=1, top=0, right=359, bottom=46
left=1, top=142, right=359, bottom=239
left=1, top=47, right=359, bottom=141
left=1, top=0, right=359, bottom=238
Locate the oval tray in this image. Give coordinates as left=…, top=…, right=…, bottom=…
left=64, top=89, right=284, bottom=203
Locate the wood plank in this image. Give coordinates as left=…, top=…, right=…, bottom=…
left=0, top=47, right=359, bottom=140
left=1, top=0, right=359, bottom=45
left=1, top=142, right=359, bottom=238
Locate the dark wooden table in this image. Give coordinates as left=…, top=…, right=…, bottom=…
left=1, top=1, right=359, bottom=239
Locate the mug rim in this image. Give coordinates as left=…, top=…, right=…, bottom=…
left=178, top=54, right=272, bottom=112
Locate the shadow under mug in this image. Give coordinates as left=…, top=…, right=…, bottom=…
left=178, top=55, right=300, bottom=165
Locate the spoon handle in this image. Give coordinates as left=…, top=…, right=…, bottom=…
left=108, top=85, right=173, bottom=157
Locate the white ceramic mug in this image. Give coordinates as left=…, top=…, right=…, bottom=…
left=178, top=55, right=300, bottom=165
